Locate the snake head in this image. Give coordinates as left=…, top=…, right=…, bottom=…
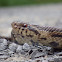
left=11, top=22, right=29, bottom=29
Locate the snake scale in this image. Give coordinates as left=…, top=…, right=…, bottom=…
left=0, top=21, right=62, bottom=49
left=10, top=22, right=62, bottom=49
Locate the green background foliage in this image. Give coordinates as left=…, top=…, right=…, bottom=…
left=0, top=0, right=62, bottom=6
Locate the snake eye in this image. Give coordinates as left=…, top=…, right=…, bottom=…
left=14, top=23, right=18, bottom=28
left=23, top=24, right=27, bottom=27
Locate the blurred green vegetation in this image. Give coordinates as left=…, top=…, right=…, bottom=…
left=0, top=0, right=62, bottom=6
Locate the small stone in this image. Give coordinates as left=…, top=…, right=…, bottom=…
left=8, top=50, right=14, bottom=56
left=36, top=60, right=41, bottom=62
left=0, top=55, right=9, bottom=59
left=9, top=43, right=18, bottom=52
left=0, top=49, right=12, bottom=59
left=38, top=46, right=53, bottom=55
left=0, top=39, right=8, bottom=51
left=16, top=45, right=23, bottom=53
left=56, top=52, right=62, bottom=56
left=35, top=52, right=45, bottom=58
left=23, top=43, right=30, bottom=51
left=42, top=59, right=48, bottom=62
left=46, top=47, right=52, bottom=51
left=54, top=58, right=62, bottom=62
left=48, top=57, right=54, bottom=62
left=20, top=50, right=26, bottom=54
left=0, top=39, right=8, bottom=45
left=0, top=45, right=7, bottom=51
left=0, top=51, right=8, bottom=55
left=26, top=49, right=42, bottom=59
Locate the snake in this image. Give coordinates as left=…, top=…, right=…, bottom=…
left=10, top=21, right=62, bottom=49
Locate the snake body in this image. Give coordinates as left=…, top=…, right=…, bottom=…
left=11, top=22, right=62, bottom=49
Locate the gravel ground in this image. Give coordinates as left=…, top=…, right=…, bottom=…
left=0, top=39, right=62, bottom=62
left=0, top=3, right=62, bottom=62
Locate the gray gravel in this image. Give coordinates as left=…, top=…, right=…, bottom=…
left=0, top=39, right=62, bottom=62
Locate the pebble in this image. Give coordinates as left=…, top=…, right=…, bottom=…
left=0, top=55, right=9, bottom=59
left=56, top=52, right=62, bottom=56
left=54, top=58, right=62, bottom=62
left=47, top=57, right=54, bottom=62
left=8, top=50, right=14, bottom=55
left=35, top=52, right=45, bottom=58
left=9, top=43, right=18, bottom=52
left=46, top=47, right=52, bottom=51
left=0, top=39, right=8, bottom=51
left=42, top=60, right=48, bottom=62
left=29, top=49, right=39, bottom=59
left=23, top=43, right=30, bottom=51
left=0, top=51, right=9, bottom=55
left=16, top=45, right=23, bottom=53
